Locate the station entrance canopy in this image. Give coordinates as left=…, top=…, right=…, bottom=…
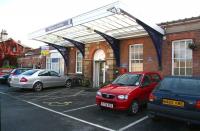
left=30, top=2, right=164, bottom=69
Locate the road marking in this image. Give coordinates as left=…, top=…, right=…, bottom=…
left=118, top=116, right=149, bottom=131
left=43, top=101, right=72, bottom=106
left=25, top=101, right=115, bottom=131
left=72, top=90, right=84, bottom=96
left=63, top=104, right=96, bottom=113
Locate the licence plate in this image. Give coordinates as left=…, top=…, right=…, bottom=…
left=162, top=99, right=184, bottom=107
left=100, top=102, right=113, bottom=108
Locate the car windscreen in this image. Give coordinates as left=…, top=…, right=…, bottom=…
left=112, top=74, right=141, bottom=86
left=156, top=77, right=200, bottom=95
left=21, top=70, right=38, bottom=76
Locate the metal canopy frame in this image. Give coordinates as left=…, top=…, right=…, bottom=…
left=30, top=1, right=164, bottom=69
left=36, top=39, right=69, bottom=66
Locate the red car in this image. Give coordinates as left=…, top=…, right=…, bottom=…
left=96, top=72, right=162, bottom=114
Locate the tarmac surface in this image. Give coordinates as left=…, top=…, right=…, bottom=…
left=0, top=84, right=199, bottom=131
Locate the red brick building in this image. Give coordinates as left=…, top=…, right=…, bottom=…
left=0, top=38, right=31, bottom=67
left=30, top=2, right=200, bottom=87
left=18, top=48, right=46, bottom=69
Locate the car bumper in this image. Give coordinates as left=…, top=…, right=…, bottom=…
left=10, top=83, right=33, bottom=89
left=148, top=103, right=200, bottom=124
left=96, top=96, right=130, bottom=110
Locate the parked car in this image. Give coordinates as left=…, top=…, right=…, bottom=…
left=10, top=69, right=72, bottom=91
left=148, top=76, right=200, bottom=124
left=7, top=68, right=31, bottom=85
left=96, top=72, right=161, bottom=114
left=0, top=68, right=13, bottom=84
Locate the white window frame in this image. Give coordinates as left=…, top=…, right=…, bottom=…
left=76, top=50, right=83, bottom=74
left=172, top=39, right=193, bottom=76
left=129, top=44, right=143, bottom=72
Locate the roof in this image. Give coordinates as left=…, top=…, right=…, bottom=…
left=30, top=1, right=164, bottom=47
left=159, top=15, right=200, bottom=26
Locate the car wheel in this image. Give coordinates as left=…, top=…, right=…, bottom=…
left=33, top=82, right=43, bottom=92
left=128, top=101, right=139, bottom=115
left=65, top=80, right=72, bottom=88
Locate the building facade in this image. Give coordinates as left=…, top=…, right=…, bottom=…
left=66, top=17, right=200, bottom=87
left=30, top=3, right=200, bottom=88
left=18, top=48, right=46, bottom=69
left=0, top=38, right=30, bottom=67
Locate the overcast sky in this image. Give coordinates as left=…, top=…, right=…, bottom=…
left=0, top=0, right=200, bottom=48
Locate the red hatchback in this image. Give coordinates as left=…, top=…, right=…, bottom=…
left=96, top=72, right=161, bottom=114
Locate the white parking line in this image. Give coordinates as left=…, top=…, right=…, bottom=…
left=0, top=92, right=114, bottom=131
left=72, top=90, right=84, bottom=96
left=118, top=116, right=149, bottom=131
left=63, top=104, right=96, bottom=113
left=25, top=101, right=115, bottom=131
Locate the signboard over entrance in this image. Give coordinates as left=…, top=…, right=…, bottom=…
left=45, top=19, right=73, bottom=32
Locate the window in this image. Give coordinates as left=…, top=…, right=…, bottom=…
left=13, top=47, right=16, bottom=52
left=50, top=71, right=59, bottom=76
left=76, top=51, right=83, bottom=73
left=129, top=44, right=143, bottom=72
left=151, top=74, right=161, bottom=82
left=38, top=71, right=50, bottom=76
left=172, top=39, right=192, bottom=76
left=142, top=75, right=151, bottom=86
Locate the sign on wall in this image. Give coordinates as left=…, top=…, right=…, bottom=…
left=41, top=46, right=49, bottom=56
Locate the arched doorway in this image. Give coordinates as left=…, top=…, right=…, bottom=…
left=93, top=49, right=106, bottom=88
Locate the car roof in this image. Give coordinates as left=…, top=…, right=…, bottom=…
left=164, top=76, right=200, bottom=80
left=128, top=71, right=160, bottom=75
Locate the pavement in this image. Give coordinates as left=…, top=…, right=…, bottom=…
left=0, top=84, right=200, bottom=131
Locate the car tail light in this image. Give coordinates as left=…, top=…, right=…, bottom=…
left=149, top=93, right=157, bottom=102
left=196, top=100, right=200, bottom=109
left=20, top=77, right=28, bottom=82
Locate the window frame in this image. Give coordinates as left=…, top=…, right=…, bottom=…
left=129, top=44, right=143, bottom=72
left=76, top=50, right=83, bottom=74
left=172, top=39, right=193, bottom=76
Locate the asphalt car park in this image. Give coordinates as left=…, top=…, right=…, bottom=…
left=0, top=84, right=200, bottom=131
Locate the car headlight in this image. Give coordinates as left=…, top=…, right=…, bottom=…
left=118, top=95, right=128, bottom=100
left=96, top=91, right=102, bottom=96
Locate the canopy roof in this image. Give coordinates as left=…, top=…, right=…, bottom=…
left=30, top=1, right=164, bottom=46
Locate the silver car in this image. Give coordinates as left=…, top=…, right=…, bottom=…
left=10, top=69, right=71, bottom=91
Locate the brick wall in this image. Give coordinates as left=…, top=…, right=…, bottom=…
left=120, top=36, right=158, bottom=72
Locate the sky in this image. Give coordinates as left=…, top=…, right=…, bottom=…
left=0, top=0, right=200, bottom=48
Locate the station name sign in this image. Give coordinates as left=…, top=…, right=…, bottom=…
left=45, top=19, right=73, bottom=32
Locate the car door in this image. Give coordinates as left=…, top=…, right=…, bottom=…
left=49, top=71, right=65, bottom=87
left=38, top=71, right=51, bottom=88
left=140, top=74, right=153, bottom=102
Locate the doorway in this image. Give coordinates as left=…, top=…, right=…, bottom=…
left=93, top=49, right=106, bottom=88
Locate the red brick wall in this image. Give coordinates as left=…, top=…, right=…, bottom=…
left=67, top=47, right=77, bottom=74
left=120, top=36, right=158, bottom=72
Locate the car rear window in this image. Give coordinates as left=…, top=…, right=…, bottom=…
left=156, top=77, right=200, bottom=95
left=22, top=70, right=38, bottom=76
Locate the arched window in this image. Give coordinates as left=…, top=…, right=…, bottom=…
left=76, top=51, right=83, bottom=73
